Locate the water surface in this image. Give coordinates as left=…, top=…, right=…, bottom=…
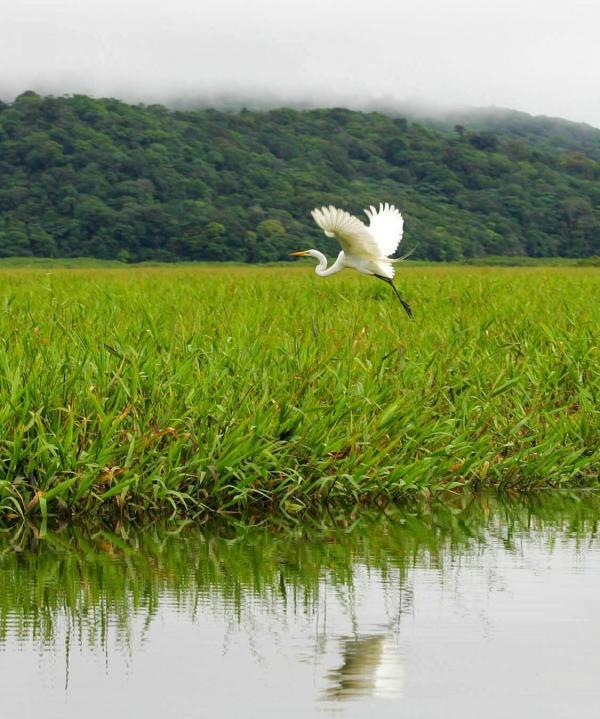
left=1, top=494, right=599, bottom=717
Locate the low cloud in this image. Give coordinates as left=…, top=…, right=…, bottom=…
left=2, top=0, right=599, bottom=127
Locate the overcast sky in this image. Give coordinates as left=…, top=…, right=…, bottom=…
left=1, top=0, right=598, bottom=126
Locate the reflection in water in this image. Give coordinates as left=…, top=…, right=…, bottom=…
left=0, top=493, right=599, bottom=717
left=325, top=631, right=404, bottom=700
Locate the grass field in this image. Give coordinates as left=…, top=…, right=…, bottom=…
left=0, top=264, right=598, bottom=521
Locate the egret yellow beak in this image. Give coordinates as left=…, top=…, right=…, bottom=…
left=289, top=251, right=309, bottom=256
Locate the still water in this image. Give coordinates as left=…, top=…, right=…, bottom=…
left=1, top=494, right=599, bottom=718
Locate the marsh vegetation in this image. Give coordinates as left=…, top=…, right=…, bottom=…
left=0, top=264, right=597, bottom=520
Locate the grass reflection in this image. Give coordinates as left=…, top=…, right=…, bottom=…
left=0, top=492, right=598, bottom=651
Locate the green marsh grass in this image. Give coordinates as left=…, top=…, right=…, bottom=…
left=0, top=265, right=598, bottom=520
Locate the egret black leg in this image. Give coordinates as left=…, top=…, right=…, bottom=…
left=375, top=275, right=414, bottom=318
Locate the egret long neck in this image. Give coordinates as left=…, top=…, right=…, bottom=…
left=313, top=251, right=343, bottom=277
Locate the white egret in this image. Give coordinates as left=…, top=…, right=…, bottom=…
left=290, top=203, right=414, bottom=317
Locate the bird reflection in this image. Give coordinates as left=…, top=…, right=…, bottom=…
left=323, top=631, right=404, bottom=701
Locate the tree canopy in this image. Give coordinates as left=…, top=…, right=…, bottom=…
left=1, top=91, right=599, bottom=261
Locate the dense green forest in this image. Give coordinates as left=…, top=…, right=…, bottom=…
left=1, top=91, right=600, bottom=261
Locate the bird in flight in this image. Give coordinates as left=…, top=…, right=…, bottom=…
left=290, top=203, right=414, bottom=318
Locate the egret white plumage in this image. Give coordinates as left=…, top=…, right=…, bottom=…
left=290, top=203, right=414, bottom=317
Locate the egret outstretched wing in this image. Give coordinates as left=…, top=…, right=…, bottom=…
left=311, top=206, right=381, bottom=258
left=312, top=203, right=404, bottom=259
left=364, top=203, right=404, bottom=257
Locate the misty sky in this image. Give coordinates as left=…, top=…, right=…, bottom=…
left=1, top=0, right=599, bottom=126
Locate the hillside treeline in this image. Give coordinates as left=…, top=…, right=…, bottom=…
left=1, top=91, right=599, bottom=261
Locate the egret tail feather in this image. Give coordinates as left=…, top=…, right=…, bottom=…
left=389, top=244, right=418, bottom=263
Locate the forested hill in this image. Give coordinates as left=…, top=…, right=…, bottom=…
left=421, top=107, right=600, bottom=162
left=1, top=91, right=600, bottom=262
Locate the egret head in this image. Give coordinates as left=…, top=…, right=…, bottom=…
left=289, top=249, right=331, bottom=275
